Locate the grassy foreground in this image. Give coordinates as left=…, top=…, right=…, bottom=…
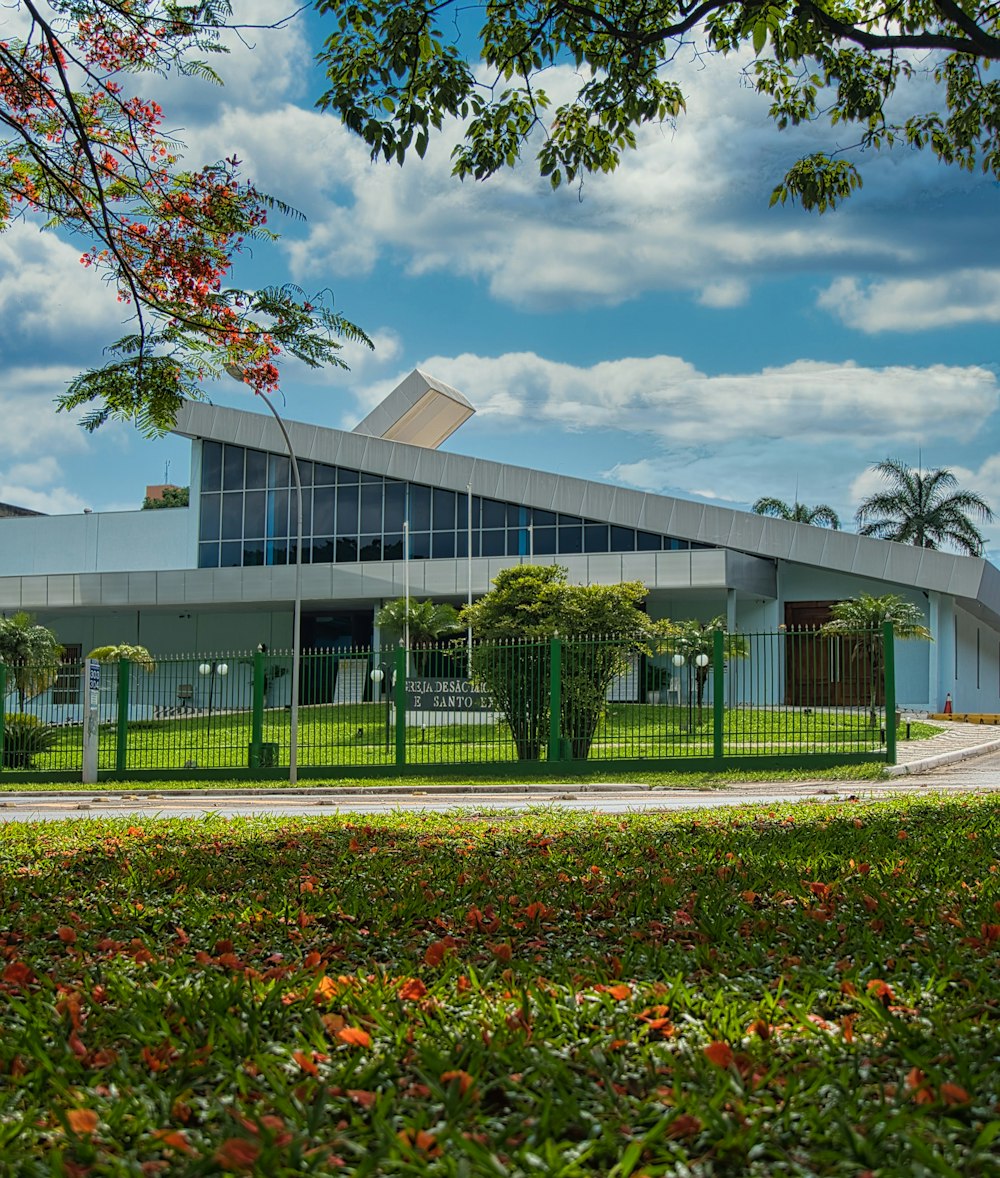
left=1, top=798, right=998, bottom=1175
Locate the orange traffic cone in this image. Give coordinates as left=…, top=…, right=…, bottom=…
left=943, top=693, right=953, bottom=715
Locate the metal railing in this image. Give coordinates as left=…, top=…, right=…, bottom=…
left=0, top=626, right=895, bottom=779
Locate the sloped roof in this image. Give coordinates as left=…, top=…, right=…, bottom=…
left=351, top=369, right=475, bottom=449
left=172, top=399, right=1000, bottom=625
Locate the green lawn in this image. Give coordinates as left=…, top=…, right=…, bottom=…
left=14, top=705, right=938, bottom=774
left=1, top=796, right=998, bottom=1174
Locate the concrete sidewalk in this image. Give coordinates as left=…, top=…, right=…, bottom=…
left=887, top=720, right=1000, bottom=776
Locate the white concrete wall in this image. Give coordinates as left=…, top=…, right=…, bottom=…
left=0, top=508, right=195, bottom=575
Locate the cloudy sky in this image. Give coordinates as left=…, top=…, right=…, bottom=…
left=2, top=2, right=998, bottom=554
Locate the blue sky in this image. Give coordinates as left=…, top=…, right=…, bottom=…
left=1, top=1, right=998, bottom=553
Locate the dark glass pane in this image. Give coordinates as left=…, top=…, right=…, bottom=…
left=469, top=496, right=483, bottom=530
left=584, top=524, right=608, bottom=553
left=432, top=488, right=456, bottom=530
left=382, top=534, right=404, bottom=560
left=314, top=463, right=336, bottom=486
left=243, top=490, right=266, bottom=538
left=311, top=537, right=334, bottom=564
left=533, top=509, right=556, bottom=527
left=409, top=485, right=431, bottom=531
left=508, top=503, right=525, bottom=527
left=268, top=488, right=289, bottom=538
left=223, top=445, right=244, bottom=491
left=268, top=453, right=290, bottom=490
left=244, top=448, right=267, bottom=490
left=481, top=498, right=506, bottom=529
left=432, top=531, right=455, bottom=558
left=361, top=471, right=382, bottom=483
left=610, top=525, right=635, bottom=552
left=507, top=531, right=525, bottom=556
left=533, top=527, right=557, bottom=554
left=201, top=441, right=222, bottom=491
left=243, top=540, right=265, bottom=566
left=267, top=538, right=289, bottom=565
left=383, top=481, right=405, bottom=533
left=220, top=540, right=242, bottom=567
left=199, top=493, right=221, bottom=542
left=313, top=486, right=335, bottom=535
left=558, top=526, right=583, bottom=554
left=221, top=492, right=243, bottom=539
left=481, top=530, right=505, bottom=557
left=359, top=535, right=382, bottom=561
left=336, top=536, right=358, bottom=562
left=198, top=541, right=219, bottom=568
left=297, top=460, right=314, bottom=487
left=456, top=530, right=470, bottom=558
left=637, top=530, right=661, bottom=551
left=336, top=485, right=358, bottom=533
left=408, top=532, right=431, bottom=560
left=337, top=466, right=359, bottom=485
left=558, top=513, right=582, bottom=528
left=360, top=482, right=383, bottom=532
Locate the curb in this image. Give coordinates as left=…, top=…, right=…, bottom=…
left=885, top=737, right=1000, bottom=776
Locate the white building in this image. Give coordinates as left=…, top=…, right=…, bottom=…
left=2, top=370, right=999, bottom=715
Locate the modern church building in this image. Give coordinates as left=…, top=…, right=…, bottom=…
left=2, top=369, right=1000, bottom=714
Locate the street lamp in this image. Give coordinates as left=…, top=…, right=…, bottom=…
left=198, top=660, right=228, bottom=723
left=370, top=665, right=391, bottom=752
left=226, top=367, right=302, bottom=785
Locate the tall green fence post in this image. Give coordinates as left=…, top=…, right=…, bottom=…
left=712, top=629, right=725, bottom=767
left=115, top=658, right=131, bottom=773
left=882, top=622, right=897, bottom=764
left=394, top=646, right=407, bottom=766
left=548, top=636, right=562, bottom=762
left=249, top=648, right=265, bottom=767
left=0, top=663, right=6, bottom=771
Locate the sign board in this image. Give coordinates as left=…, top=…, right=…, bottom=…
left=88, top=660, right=101, bottom=707
left=405, top=677, right=494, bottom=712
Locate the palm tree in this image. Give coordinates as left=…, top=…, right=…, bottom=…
left=820, top=594, right=931, bottom=728
left=375, top=598, right=462, bottom=675
left=0, top=612, right=64, bottom=711
left=752, top=497, right=841, bottom=528
left=854, top=459, right=994, bottom=556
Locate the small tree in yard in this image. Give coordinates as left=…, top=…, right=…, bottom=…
left=88, top=644, right=156, bottom=672
left=663, top=617, right=749, bottom=725
left=0, top=613, right=63, bottom=711
left=820, top=594, right=931, bottom=729
left=460, top=566, right=658, bottom=760
left=375, top=598, right=462, bottom=676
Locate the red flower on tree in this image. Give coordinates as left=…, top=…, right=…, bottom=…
left=1, top=1, right=369, bottom=433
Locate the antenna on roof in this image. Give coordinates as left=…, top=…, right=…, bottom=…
left=164, top=460, right=171, bottom=483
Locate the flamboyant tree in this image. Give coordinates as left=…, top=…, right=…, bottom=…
left=1, top=1, right=369, bottom=433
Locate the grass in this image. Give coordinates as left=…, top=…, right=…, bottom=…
left=9, top=705, right=939, bottom=776
left=1, top=796, right=998, bottom=1174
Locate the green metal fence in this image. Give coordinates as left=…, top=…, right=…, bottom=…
left=0, top=626, right=895, bottom=780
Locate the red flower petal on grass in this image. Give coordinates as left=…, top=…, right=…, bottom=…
left=57, top=926, right=77, bottom=944
left=337, top=1026, right=371, bottom=1048
left=940, top=1082, right=970, bottom=1106
left=666, top=1113, right=702, bottom=1139
left=214, top=1139, right=260, bottom=1170
left=704, top=1041, right=734, bottom=1069
left=293, top=1050, right=319, bottom=1076
left=66, top=1109, right=98, bottom=1136
left=441, top=1069, right=476, bottom=1096
left=399, top=978, right=427, bottom=1001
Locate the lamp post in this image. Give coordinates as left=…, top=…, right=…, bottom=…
left=370, top=665, right=391, bottom=752
left=225, top=368, right=302, bottom=785
left=198, top=659, right=229, bottom=724
left=672, top=650, right=710, bottom=732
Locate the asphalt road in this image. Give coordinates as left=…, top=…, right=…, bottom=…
left=2, top=756, right=999, bottom=822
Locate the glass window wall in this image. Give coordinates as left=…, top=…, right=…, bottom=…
left=196, top=440, right=712, bottom=568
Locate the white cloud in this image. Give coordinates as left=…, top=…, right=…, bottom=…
left=819, top=271, right=1000, bottom=332
left=0, top=222, right=123, bottom=345
left=0, top=369, right=90, bottom=459
left=363, top=351, right=998, bottom=446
